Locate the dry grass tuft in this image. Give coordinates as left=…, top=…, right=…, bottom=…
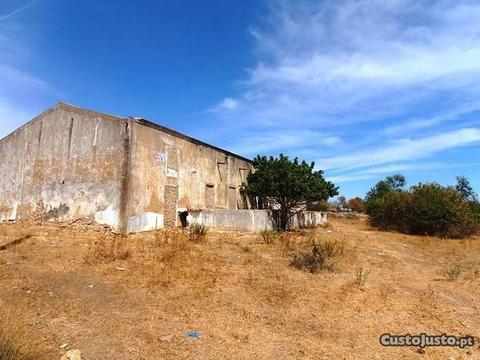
left=440, top=259, right=479, bottom=282
left=187, top=223, right=209, bottom=243
left=0, top=303, right=47, bottom=360
left=259, top=229, right=282, bottom=244
left=290, top=237, right=345, bottom=273
left=354, top=267, right=370, bottom=286
left=84, top=235, right=131, bottom=264
left=442, top=263, right=463, bottom=282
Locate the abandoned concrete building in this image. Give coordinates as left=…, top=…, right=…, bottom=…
left=0, top=103, right=326, bottom=233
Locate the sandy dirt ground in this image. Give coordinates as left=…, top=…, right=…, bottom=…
left=0, top=217, right=479, bottom=359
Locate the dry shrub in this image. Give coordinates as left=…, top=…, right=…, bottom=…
left=354, top=267, right=370, bottom=286
left=440, top=259, right=479, bottom=282
left=442, top=263, right=463, bottom=282
left=0, top=304, right=47, bottom=360
left=259, top=229, right=282, bottom=244
left=240, top=245, right=252, bottom=254
left=188, top=224, right=209, bottom=243
left=290, top=237, right=345, bottom=273
left=84, top=235, right=131, bottom=264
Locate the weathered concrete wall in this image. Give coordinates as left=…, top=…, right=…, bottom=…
left=1, top=103, right=255, bottom=234
left=0, top=103, right=127, bottom=231
left=189, top=210, right=327, bottom=232
left=125, top=120, right=254, bottom=232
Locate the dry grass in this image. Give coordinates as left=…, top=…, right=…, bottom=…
left=84, top=234, right=131, bottom=264
left=0, top=302, right=47, bottom=360
left=354, top=267, right=370, bottom=286
left=0, top=218, right=479, bottom=359
left=290, top=238, right=345, bottom=273
left=187, top=223, right=209, bottom=243
left=130, top=229, right=223, bottom=295
left=258, top=229, right=282, bottom=244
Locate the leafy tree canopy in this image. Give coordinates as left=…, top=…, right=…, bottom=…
left=455, top=176, right=478, bottom=203
left=242, top=154, right=338, bottom=230
left=365, top=174, right=406, bottom=204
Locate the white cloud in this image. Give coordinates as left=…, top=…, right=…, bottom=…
left=217, top=97, right=239, bottom=111
left=213, top=0, right=480, bottom=125
left=327, top=173, right=377, bottom=183
left=318, top=128, right=480, bottom=171
left=230, top=129, right=341, bottom=156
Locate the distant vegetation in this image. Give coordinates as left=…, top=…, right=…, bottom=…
left=364, top=175, right=480, bottom=238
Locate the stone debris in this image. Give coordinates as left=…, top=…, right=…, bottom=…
left=159, top=334, right=174, bottom=342
left=61, top=349, right=82, bottom=360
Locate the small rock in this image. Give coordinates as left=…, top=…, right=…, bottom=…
left=416, top=348, right=425, bottom=354
left=159, top=334, right=174, bottom=342
left=60, top=343, right=69, bottom=349
left=88, top=284, right=94, bottom=288
left=116, top=267, right=126, bottom=271
left=61, top=349, right=81, bottom=360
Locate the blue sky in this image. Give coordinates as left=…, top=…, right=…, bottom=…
left=1, top=0, right=479, bottom=198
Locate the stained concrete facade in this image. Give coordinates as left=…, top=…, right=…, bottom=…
left=0, top=103, right=254, bottom=233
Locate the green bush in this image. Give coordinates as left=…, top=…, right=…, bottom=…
left=368, top=191, right=413, bottom=233
left=367, top=179, right=479, bottom=238
left=409, top=184, right=477, bottom=238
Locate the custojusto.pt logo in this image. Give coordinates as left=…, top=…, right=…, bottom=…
left=380, top=333, right=475, bottom=349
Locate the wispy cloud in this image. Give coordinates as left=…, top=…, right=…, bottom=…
left=318, top=128, right=480, bottom=171
left=0, top=0, right=40, bottom=22
left=328, top=161, right=470, bottom=184
left=230, top=129, right=341, bottom=156
left=215, top=0, right=480, bottom=125
left=0, top=20, right=58, bottom=139
left=0, top=63, right=53, bottom=91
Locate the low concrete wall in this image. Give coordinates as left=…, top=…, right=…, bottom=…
left=189, top=210, right=327, bottom=232
left=127, top=212, right=164, bottom=233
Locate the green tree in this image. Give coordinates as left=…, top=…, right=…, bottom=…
left=365, top=176, right=479, bottom=238
left=242, top=154, right=338, bottom=230
left=365, top=174, right=406, bottom=214
left=455, top=176, right=478, bottom=203
left=455, top=176, right=480, bottom=220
